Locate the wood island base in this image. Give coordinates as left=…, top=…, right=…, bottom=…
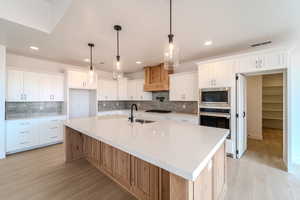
left=64, top=127, right=227, bottom=200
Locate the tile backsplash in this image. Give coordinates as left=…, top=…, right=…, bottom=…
left=6, top=102, right=63, bottom=119
left=98, top=92, right=198, bottom=114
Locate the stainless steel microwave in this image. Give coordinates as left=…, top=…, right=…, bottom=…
left=199, top=87, right=231, bottom=106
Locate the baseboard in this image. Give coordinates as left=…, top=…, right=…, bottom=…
left=6, top=141, right=63, bottom=155
left=247, top=134, right=263, bottom=140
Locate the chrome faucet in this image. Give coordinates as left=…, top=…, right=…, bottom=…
left=129, top=104, right=138, bottom=123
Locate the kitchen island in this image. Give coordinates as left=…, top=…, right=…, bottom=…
left=64, top=116, right=229, bottom=200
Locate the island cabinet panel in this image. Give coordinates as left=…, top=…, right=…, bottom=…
left=83, top=135, right=101, bottom=169
left=101, top=143, right=114, bottom=175
left=113, top=148, right=131, bottom=190
left=194, top=160, right=213, bottom=200
left=213, top=144, right=226, bottom=200
left=131, top=157, right=159, bottom=200
left=64, top=127, right=84, bottom=162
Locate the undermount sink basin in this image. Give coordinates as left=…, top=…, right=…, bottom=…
left=134, top=119, right=155, bottom=124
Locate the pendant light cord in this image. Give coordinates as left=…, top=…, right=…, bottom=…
left=90, top=45, right=93, bottom=70
left=117, top=31, right=120, bottom=61
left=170, top=0, right=172, bottom=35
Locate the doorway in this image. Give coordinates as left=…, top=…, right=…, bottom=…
left=236, top=71, right=287, bottom=170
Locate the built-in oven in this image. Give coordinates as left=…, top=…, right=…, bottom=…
left=199, top=107, right=231, bottom=139
left=200, top=87, right=230, bottom=107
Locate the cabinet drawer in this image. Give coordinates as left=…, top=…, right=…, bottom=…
left=6, top=120, right=39, bottom=152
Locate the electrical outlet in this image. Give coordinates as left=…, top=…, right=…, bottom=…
left=182, top=104, right=186, bottom=109
left=103, top=103, right=106, bottom=107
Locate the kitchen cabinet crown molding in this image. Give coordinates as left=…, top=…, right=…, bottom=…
left=196, top=46, right=291, bottom=66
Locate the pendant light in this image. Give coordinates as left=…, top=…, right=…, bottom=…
left=164, top=0, right=179, bottom=71
left=113, top=25, right=124, bottom=80
left=88, top=43, right=95, bottom=83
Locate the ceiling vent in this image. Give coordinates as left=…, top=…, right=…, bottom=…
left=250, top=41, right=272, bottom=48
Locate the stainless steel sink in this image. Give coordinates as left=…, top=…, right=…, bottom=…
left=134, top=119, right=155, bottom=124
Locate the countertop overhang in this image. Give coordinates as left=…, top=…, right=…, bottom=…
left=64, top=116, right=229, bottom=181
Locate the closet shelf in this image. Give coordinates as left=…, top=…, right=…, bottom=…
left=263, top=117, right=283, bottom=120
left=263, top=86, right=283, bottom=88
left=263, top=109, right=283, bottom=112
left=262, top=101, right=283, bottom=104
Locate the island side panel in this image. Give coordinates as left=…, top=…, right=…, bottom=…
left=64, top=126, right=84, bottom=162
left=213, top=143, right=227, bottom=200
left=166, top=143, right=226, bottom=200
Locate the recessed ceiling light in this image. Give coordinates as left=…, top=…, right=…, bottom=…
left=136, top=61, right=142, bottom=64
left=84, top=58, right=90, bottom=62
left=204, top=41, right=213, bottom=46
left=30, top=46, right=39, bottom=50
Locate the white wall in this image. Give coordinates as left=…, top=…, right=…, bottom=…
left=289, top=45, right=300, bottom=173
left=247, top=76, right=263, bottom=140
left=6, top=53, right=112, bottom=78
left=0, top=45, right=6, bottom=159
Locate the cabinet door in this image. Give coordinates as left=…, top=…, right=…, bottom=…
left=23, top=72, right=40, bottom=101
left=237, top=56, right=257, bottom=73
left=101, top=143, right=114, bottom=175
left=113, top=148, right=131, bottom=189
left=107, top=80, right=118, bottom=100
left=86, top=73, right=98, bottom=89
left=68, top=71, right=84, bottom=89
left=97, top=79, right=105, bottom=100
left=118, top=78, right=128, bottom=100
left=6, top=70, right=24, bottom=102
left=131, top=157, right=159, bottom=200
left=127, top=80, right=137, bottom=100
left=39, top=75, right=53, bottom=101
left=261, top=51, right=287, bottom=69
left=6, top=120, right=39, bottom=152
left=198, top=63, right=213, bottom=89
left=136, top=80, right=152, bottom=101
left=52, top=76, right=64, bottom=101
left=214, top=60, right=235, bottom=88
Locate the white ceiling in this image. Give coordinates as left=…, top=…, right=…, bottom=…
left=0, top=0, right=299, bottom=73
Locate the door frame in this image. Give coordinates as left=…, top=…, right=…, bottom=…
left=235, top=69, right=289, bottom=170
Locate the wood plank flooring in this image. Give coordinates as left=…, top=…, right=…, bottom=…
left=0, top=133, right=299, bottom=200
left=0, top=145, right=136, bottom=200
left=224, top=128, right=300, bottom=200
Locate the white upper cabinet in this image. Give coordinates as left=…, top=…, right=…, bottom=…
left=98, top=79, right=118, bottom=101
left=40, top=74, right=64, bottom=101
left=67, top=71, right=97, bottom=90
left=237, top=51, right=287, bottom=73
left=198, top=60, right=236, bottom=89
left=170, top=72, right=198, bottom=101
left=7, top=70, right=64, bottom=102
left=23, top=72, right=40, bottom=102
left=117, top=78, right=128, bottom=100
left=127, top=79, right=152, bottom=101
left=135, top=79, right=152, bottom=101
left=6, top=70, right=24, bottom=101
left=127, top=80, right=136, bottom=100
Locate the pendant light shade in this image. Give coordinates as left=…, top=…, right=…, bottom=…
left=113, top=25, right=124, bottom=80
left=164, top=0, right=179, bottom=71
left=88, top=43, right=95, bottom=83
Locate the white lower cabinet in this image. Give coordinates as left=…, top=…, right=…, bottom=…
left=6, top=120, right=39, bottom=152
left=39, top=117, right=65, bottom=145
left=6, top=116, right=66, bottom=154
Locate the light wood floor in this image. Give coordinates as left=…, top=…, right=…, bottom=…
left=225, top=128, right=300, bottom=200
left=0, top=139, right=299, bottom=200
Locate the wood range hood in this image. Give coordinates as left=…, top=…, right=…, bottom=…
left=143, top=63, right=173, bottom=92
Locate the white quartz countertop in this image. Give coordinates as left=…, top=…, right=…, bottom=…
left=64, top=116, right=229, bottom=181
